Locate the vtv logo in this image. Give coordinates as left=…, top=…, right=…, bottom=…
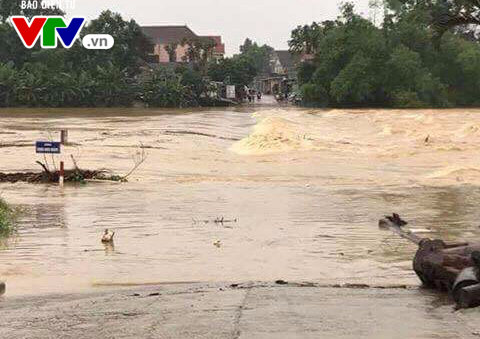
left=10, top=16, right=114, bottom=49
left=11, top=16, right=86, bottom=48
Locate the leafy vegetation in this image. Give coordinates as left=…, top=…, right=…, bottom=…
left=207, top=38, right=272, bottom=92
left=385, top=0, right=480, bottom=39
left=0, top=198, right=17, bottom=236
left=141, top=68, right=197, bottom=107
left=0, top=1, right=269, bottom=108
left=239, top=38, right=274, bottom=74
left=208, top=55, right=257, bottom=87
left=0, top=6, right=148, bottom=107
left=291, top=1, right=480, bottom=108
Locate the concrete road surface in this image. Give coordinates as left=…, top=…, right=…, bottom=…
left=1, top=282, right=479, bottom=339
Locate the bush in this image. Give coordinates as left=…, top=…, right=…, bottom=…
left=300, top=83, right=329, bottom=106
left=141, top=69, right=196, bottom=108
left=392, top=90, right=425, bottom=108
left=0, top=198, right=17, bottom=236
left=292, top=2, right=480, bottom=108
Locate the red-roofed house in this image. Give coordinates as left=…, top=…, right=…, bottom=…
left=201, top=36, right=225, bottom=61
left=141, top=25, right=226, bottom=64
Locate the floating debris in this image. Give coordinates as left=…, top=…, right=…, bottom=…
left=193, top=217, right=238, bottom=225
left=101, top=229, right=115, bottom=243
left=408, top=228, right=432, bottom=234
left=379, top=213, right=480, bottom=309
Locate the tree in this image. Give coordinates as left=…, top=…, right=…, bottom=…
left=385, top=0, right=480, bottom=40
left=0, top=1, right=65, bottom=67
left=238, top=38, right=274, bottom=74
left=181, top=37, right=217, bottom=74
left=0, top=62, right=17, bottom=106
left=239, top=38, right=254, bottom=53
left=330, top=54, right=378, bottom=104
left=0, top=8, right=153, bottom=107
left=164, top=43, right=178, bottom=62
left=293, top=1, right=475, bottom=107
left=289, top=22, right=327, bottom=55
left=141, top=69, right=195, bottom=108
left=175, top=64, right=211, bottom=103
left=0, top=23, right=28, bottom=66
left=70, top=10, right=152, bottom=77
left=208, top=55, right=257, bottom=87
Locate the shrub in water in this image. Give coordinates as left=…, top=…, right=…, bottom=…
left=0, top=198, right=17, bottom=236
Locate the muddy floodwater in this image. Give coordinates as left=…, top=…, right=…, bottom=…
left=1, top=105, right=480, bottom=297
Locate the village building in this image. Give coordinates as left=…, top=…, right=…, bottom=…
left=141, top=25, right=225, bottom=64
left=257, top=50, right=298, bottom=95
left=271, top=50, right=296, bottom=78
left=203, top=36, right=226, bottom=62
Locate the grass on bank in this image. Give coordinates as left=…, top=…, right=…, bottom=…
left=0, top=198, right=18, bottom=236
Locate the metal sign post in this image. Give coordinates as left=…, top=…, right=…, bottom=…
left=35, top=129, right=68, bottom=187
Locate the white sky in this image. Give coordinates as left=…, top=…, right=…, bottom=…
left=66, top=0, right=372, bottom=55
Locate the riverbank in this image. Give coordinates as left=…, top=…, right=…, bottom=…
left=0, top=281, right=478, bottom=339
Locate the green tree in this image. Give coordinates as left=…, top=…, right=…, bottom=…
left=164, top=43, right=178, bottom=62
left=294, top=1, right=478, bottom=108
left=238, top=38, right=274, bottom=74
left=181, top=37, right=217, bottom=74
left=0, top=0, right=63, bottom=67
left=0, top=8, right=152, bottom=107
left=208, top=55, right=257, bottom=87
left=69, top=10, right=152, bottom=77
left=0, top=62, right=17, bottom=106
left=141, top=69, right=195, bottom=108
left=385, top=0, right=480, bottom=40
left=289, top=22, right=331, bottom=55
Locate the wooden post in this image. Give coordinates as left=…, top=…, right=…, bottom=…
left=59, top=160, right=64, bottom=187
left=60, top=129, right=68, bottom=145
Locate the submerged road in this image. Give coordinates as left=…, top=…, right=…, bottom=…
left=0, top=282, right=479, bottom=339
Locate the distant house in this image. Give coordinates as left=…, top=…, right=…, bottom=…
left=141, top=25, right=225, bottom=64
left=270, top=50, right=297, bottom=78
left=256, top=50, right=297, bottom=95
left=201, top=36, right=225, bottom=62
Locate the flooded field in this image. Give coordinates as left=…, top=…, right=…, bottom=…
left=1, top=105, right=480, bottom=296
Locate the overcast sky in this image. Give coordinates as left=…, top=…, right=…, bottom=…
left=67, top=0, right=372, bottom=55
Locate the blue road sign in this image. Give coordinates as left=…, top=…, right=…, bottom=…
left=36, top=141, right=61, bottom=154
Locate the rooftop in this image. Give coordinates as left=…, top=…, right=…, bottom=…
left=275, top=50, right=295, bottom=69
left=141, top=25, right=198, bottom=44
left=141, top=26, right=226, bottom=56
left=201, top=36, right=225, bottom=54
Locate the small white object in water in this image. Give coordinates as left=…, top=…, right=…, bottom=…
left=408, top=228, right=432, bottom=233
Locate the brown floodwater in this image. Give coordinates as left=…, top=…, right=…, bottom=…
left=1, top=104, right=480, bottom=297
